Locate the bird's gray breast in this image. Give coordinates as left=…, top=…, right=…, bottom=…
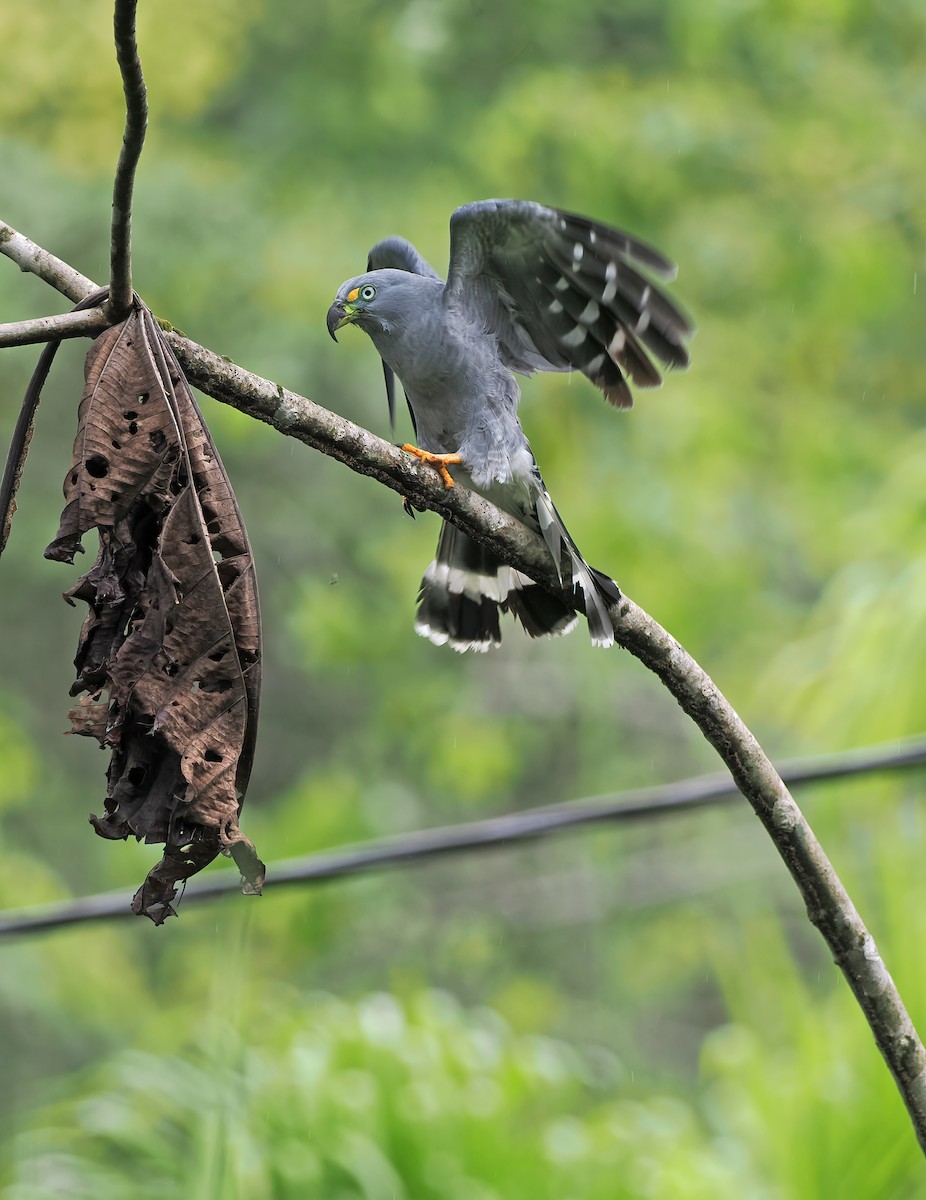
left=372, top=307, right=531, bottom=487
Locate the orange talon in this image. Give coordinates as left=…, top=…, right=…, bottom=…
left=401, top=444, right=463, bottom=489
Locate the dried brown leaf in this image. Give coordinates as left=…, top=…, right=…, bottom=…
left=47, top=301, right=263, bottom=922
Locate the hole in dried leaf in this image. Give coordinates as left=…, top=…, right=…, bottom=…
left=149, top=430, right=167, bottom=452
left=123, top=410, right=138, bottom=420
left=202, top=678, right=232, bottom=694
left=111, top=439, right=121, bottom=449
left=207, top=649, right=226, bottom=662
left=138, top=392, right=149, bottom=403
left=163, top=661, right=178, bottom=676
left=128, top=421, right=139, bottom=435
left=70, top=471, right=79, bottom=485
left=86, top=455, right=109, bottom=478
left=204, top=748, right=223, bottom=763
left=127, top=765, right=147, bottom=787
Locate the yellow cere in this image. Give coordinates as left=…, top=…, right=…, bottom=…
left=346, top=287, right=360, bottom=302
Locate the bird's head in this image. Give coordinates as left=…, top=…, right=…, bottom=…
left=328, top=270, right=416, bottom=343
left=327, top=268, right=439, bottom=344
left=326, top=275, right=382, bottom=342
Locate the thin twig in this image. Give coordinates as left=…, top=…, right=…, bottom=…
left=0, top=289, right=108, bottom=556
left=0, top=734, right=923, bottom=940
left=0, top=307, right=109, bottom=349
left=0, top=224, right=98, bottom=303
left=2, top=218, right=926, bottom=1151
left=107, top=0, right=147, bottom=321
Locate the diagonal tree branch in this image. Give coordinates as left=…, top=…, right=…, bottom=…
left=107, top=0, right=147, bottom=321
left=2, top=217, right=926, bottom=1151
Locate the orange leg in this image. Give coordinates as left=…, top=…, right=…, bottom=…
left=401, top=444, right=463, bottom=489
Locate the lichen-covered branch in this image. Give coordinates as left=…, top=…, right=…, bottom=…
left=107, top=0, right=148, bottom=321
left=2, top=216, right=926, bottom=1151
left=170, top=336, right=548, bottom=569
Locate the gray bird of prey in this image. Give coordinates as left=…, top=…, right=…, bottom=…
left=326, top=199, right=692, bottom=652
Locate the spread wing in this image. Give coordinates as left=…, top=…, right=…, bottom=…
left=367, top=237, right=442, bottom=429
left=444, top=199, right=694, bottom=408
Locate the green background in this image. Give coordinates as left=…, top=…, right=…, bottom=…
left=1, top=0, right=925, bottom=1194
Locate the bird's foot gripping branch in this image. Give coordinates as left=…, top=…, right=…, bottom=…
left=400, top=445, right=463, bottom=489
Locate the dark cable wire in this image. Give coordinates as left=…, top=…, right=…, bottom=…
left=1, top=734, right=924, bottom=940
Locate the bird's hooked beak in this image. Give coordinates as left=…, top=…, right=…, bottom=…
left=326, top=298, right=355, bottom=342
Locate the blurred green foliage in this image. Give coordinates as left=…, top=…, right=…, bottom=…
left=1, top=0, right=926, bottom=1192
